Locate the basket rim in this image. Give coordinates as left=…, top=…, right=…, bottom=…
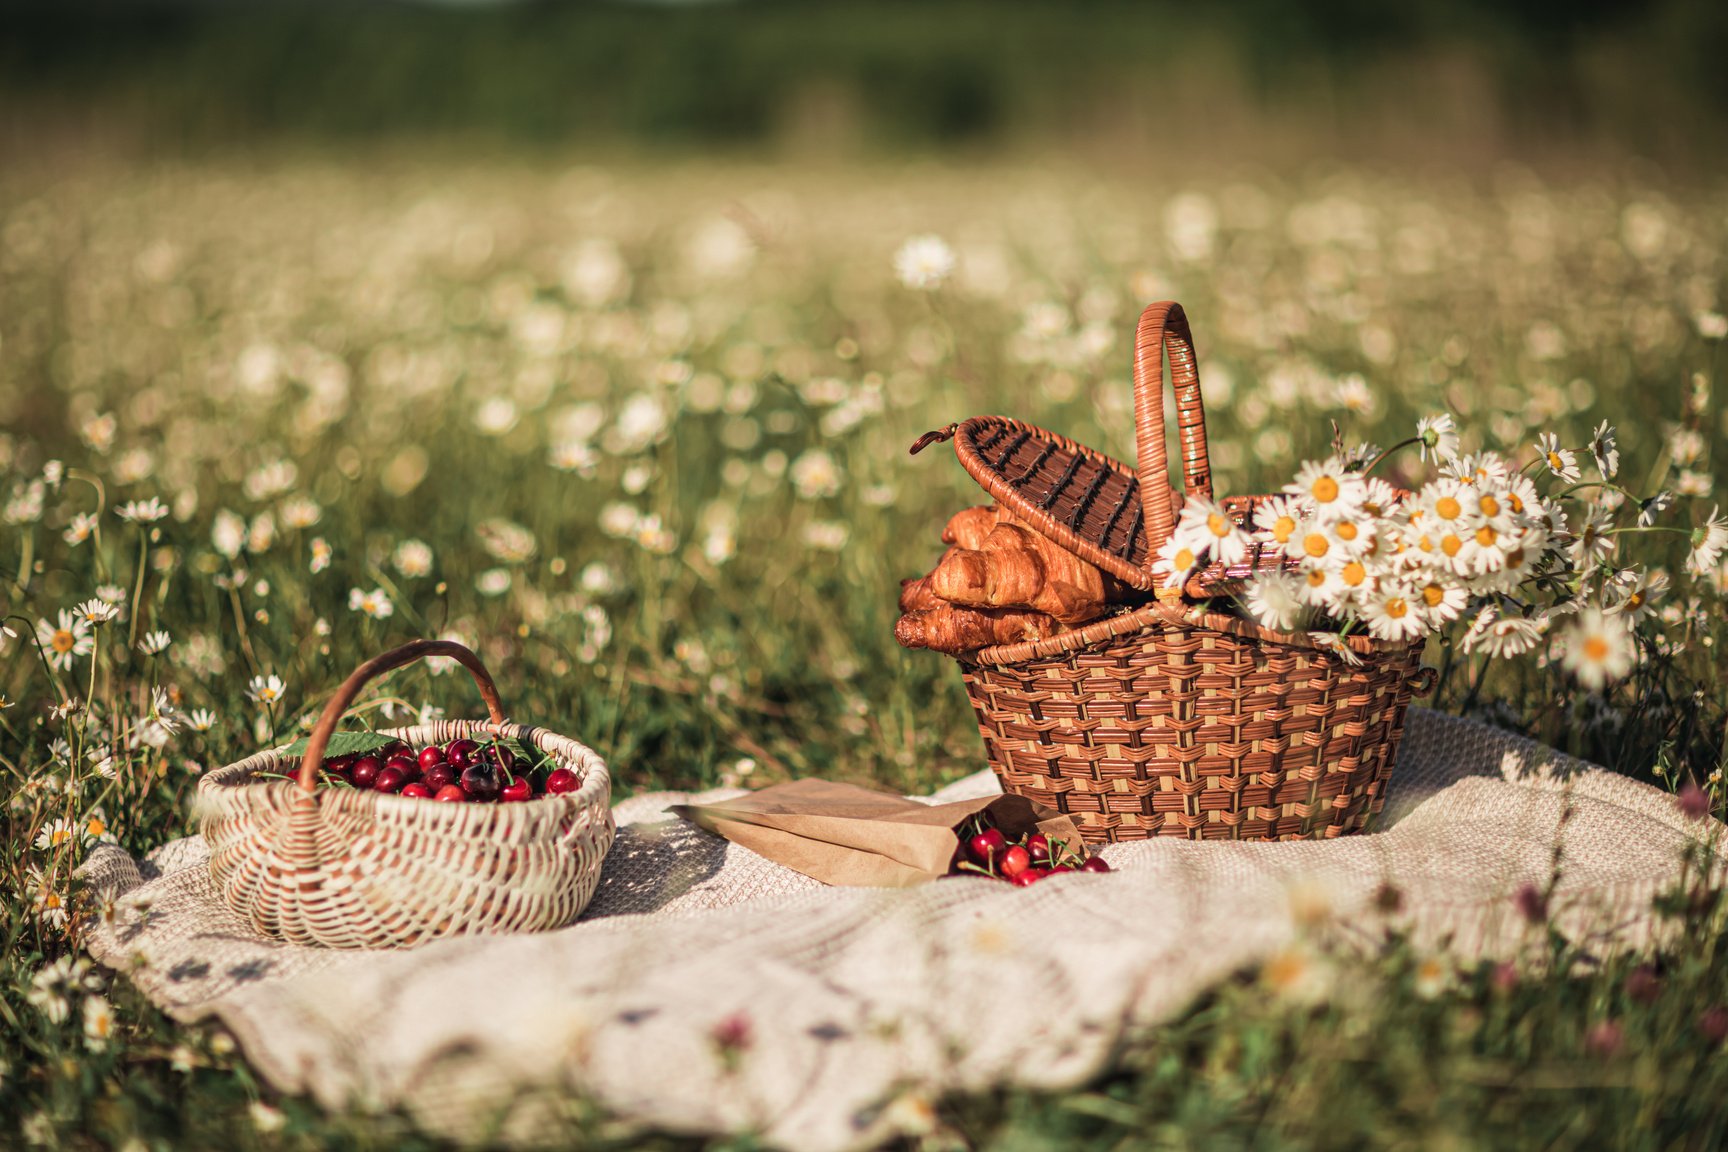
left=198, top=717, right=611, bottom=819
left=961, top=596, right=1422, bottom=667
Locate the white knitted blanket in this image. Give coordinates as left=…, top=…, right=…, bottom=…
left=81, top=709, right=1712, bottom=1149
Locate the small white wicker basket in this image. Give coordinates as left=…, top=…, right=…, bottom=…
left=197, top=640, right=614, bottom=949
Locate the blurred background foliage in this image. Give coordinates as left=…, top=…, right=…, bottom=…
left=3, top=0, right=1726, bottom=169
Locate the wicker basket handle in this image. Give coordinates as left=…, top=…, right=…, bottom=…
left=295, top=639, right=508, bottom=792
left=1132, top=301, right=1214, bottom=566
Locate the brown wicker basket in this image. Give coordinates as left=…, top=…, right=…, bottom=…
left=198, top=640, right=614, bottom=949
left=911, top=301, right=1434, bottom=844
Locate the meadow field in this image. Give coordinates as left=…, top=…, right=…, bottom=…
left=3, top=153, right=1727, bottom=1147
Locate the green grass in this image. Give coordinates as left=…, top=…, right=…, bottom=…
left=2, top=152, right=1726, bottom=1148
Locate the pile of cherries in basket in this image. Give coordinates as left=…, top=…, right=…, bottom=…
left=323, top=738, right=579, bottom=803
left=948, top=817, right=1111, bottom=886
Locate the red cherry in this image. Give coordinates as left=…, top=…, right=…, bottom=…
left=500, top=776, right=532, bottom=803
left=378, top=740, right=411, bottom=762
left=422, top=763, right=457, bottom=792
left=400, top=782, right=433, bottom=799
left=417, top=745, right=446, bottom=772
left=460, top=762, right=500, bottom=802
left=385, top=753, right=418, bottom=781
left=968, top=828, right=1006, bottom=867
left=545, top=768, right=580, bottom=795
left=325, top=753, right=356, bottom=773
left=999, top=845, right=1032, bottom=879
left=349, top=757, right=382, bottom=789
left=1026, top=833, right=1051, bottom=865
left=434, top=784, right=467, bottom=803
left=1011, top=867, right=1048, bottom=887
left=444, top=739, right=479, bottom=769
left=374, top=766, right=407, bottom=793
left=1080, top=857, right=1111, bottom=873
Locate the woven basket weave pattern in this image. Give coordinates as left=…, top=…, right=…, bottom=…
left=963, top=628, right=1422, bottom=841
left=200, top=720, right=613, bottom=949
left=925, top=301, right=1431, bottom=844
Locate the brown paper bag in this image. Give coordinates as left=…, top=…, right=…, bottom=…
left=669, top=778, right=1086, bottom=887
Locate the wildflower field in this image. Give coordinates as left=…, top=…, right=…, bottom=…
left=3, top=153, right=1728, bottom=1148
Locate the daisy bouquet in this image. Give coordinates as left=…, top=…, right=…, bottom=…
left=1153, top=415, right=1727, bottom=691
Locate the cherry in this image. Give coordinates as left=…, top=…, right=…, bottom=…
left=1080, top=857, right=1111, bottom=873
left=400, top=782, right=433, bottom=799
left=417, top=745, right=446, bottom=773
left=1026, top=833, right=1051, bottom=865
left=482, top=745, right=519, bottom=781
left=968, top=829, right=1006, bottom=867
left=499, top=776, right=533, bottom=803
left=422, top=763, right=458, bottom=793
left=378, top=740, right=411, bottom=762
left=374, top=766, right=408, bottom=793
left=460, top=762, right=500, bottom=802
left=999, top=845, right=1032, bottom=879
left=326, top=754, right=356, bottom=774
left=444, top=738, right=480, bottom=769
left=1011, top=868, right=1048, bottom=887
left=385, top=753, right=419, bottom=782
left=349, top=756, right=382, bottom=789
left=545, top=768, right=580, bottom=795
left=434, top=784, right=467, bottom=803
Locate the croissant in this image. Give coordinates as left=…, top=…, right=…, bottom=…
left=930, top=522, right=1130, bottom=625
left=894, top=604, right=1064, bottom=655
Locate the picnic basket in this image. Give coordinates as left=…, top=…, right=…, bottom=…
left=198, top=639, right=615, bottom=949
left=910, top=301, right=1434, bottom=844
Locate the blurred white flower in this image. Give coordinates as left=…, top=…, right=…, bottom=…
left=477, top=518, right=537, bottom=564
left=1560, top=607, right=1636, bottom=690
left=63, top=512, right=99, bottom=546
left=789, top=448, right=843, bottom=500
left=82, top=993, right=115, bottom=1051
left=75, top=598, right=120, bottom=627
left=212, top=510, right=246, bottom=559
left=309, top=537, right=333, bottom=574
left=116, top=497, right=168, bottom=524
left=1588, top=421, right=1619, bottom=479
left=348, top=587, right=394, bottom=620
left=392, top=539, right=434, bottom=578
left=476, top=568, right=513, bottom=597
left=892, top=234, right=955, bottom=290
left=1244, top=572, right=1304, bottom=631
left=188, top=709, right=218, bottom=733
left=1677, top=470, right=1713, bottom=499
left=137, top=630, right=172, bottom=655
left=1696, top=311, right=1728, bottom=340
left=599, top=502, right=642, bottom=538
left=279, top=494, right=322, bottom=529
left=802, top=521, right=849, bottom=552
left=249, top=1102, right=286, bottom=1133
left=242, top=460, right=297, bottom=502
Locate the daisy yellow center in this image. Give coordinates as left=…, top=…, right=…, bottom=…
left=1505, top=547, right=1526, bottom=568
left=1508, top=493, right=1524, bottom=513
left=1548, top=452, right=1564, bottom=470
left=1627, top=590, right=1644, bottom=609
left=1341, top=561, right=1367, bottom=587
left=1583, top=636, right=1610, bottom=662
left=50, top=827, right=72, bottom=846
left=50, top=630, right=75, bottom=654
left=1207, top=512, right=1231, bottom=538
left=1435, top=496, right=1461, bottom=520
left=1303, top=533, right=1331, bottom=558
left=1306, top=569, right=1328, bottom=588
left=1441, top=534, right=1463, bottom=557
left=1475, top=526, right=1498, bottom=546
left=1264, top=951, right=1309, bottom=991
left=43, top=893, right=62, bottom=910
left=1385, top=598, right=1409, bottom=619
left=1272, top=515, right=1296, bottom=543
left=1479, top=495, right=1500, bottom=517
left=1422, top=584, right=1445, bottom=607
left=1311, top=476, right=1340, bottom=503
left=1336, top=521, right=1359, bottom=541
left=1173, top=547, right=1195, bottom=570
left=86, top=818, right=105, bottom=837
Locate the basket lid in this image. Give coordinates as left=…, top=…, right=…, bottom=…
left=911, top=302, right=1290, bottom=598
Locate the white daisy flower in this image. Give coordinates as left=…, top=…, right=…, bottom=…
left=75, top=598, right=120, bottom=627
left=1461, top=608, right=1546, bottom=657
left=599, top=502, right=642, bottom=538
left=1152, top=536, right=1203, bottom=591
left=34, top=817, right=78, bottom=851
left=1568, top=506, right=1617, bottom=571
left=188, top=709, right=218, bottom=732
left=63, top=513, right=99, bottom=546
left=246, top=674, right=286, bottom=706
left=1686, top=507, right=1728, bottom=575
left=1606, top=569, right=1667, bottom=620
left=137, top=630, right=172, bottom=655
left=391, top=539, right=434, bottom=578
left=1243, top=572, right=1305, bottom=631
left=80, top=807, right=117, bottom=844
left=1560, top=607, right=1635, bottom=690
left=1177, top=495, right=1252, bottom=567
left=1360, top=585, right=1425, bottom=642
left=115, top=497, right=168, bottom=524
left=30, top=877, right=69, bottom=931
left=309, top=537, right=332, bottom=574
left=1588, top=421, right=1619, bottom=479
left=1252, top=495, right=1303, bottom=550
left=279, top=494, right=322, bottom=529
left=35, top=611, right=94, bottom=671
left=82, top=994, right=115, bottom=1052
left=1411, top=576, right=1469, bottom=627
left=1284, top=458, right=1365, bottom=523
left=892, top=234, right=956, bottom=291
left=1534, top=433, right=1580, bottom=482
left=1307, top=631, right=1363, bottom=667
left=1294, top=562, right=1347, bottom=610
left=347, top=587, right=394, bottom=620
left=1677, top=470, right=1713, bottom=499
left=1286, top=518, right=1344, bottom=567
left=1416, top=413, right=1459, bottom=464
left=1637, top=490, right=1673, bottom=528
left=1359, top=477, right=1402, bottom=518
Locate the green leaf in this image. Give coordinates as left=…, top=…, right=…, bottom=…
left=278, top=731, right=396, bottom=759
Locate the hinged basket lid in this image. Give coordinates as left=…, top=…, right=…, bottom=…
left=911, top=301, right=1292, bottom=598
